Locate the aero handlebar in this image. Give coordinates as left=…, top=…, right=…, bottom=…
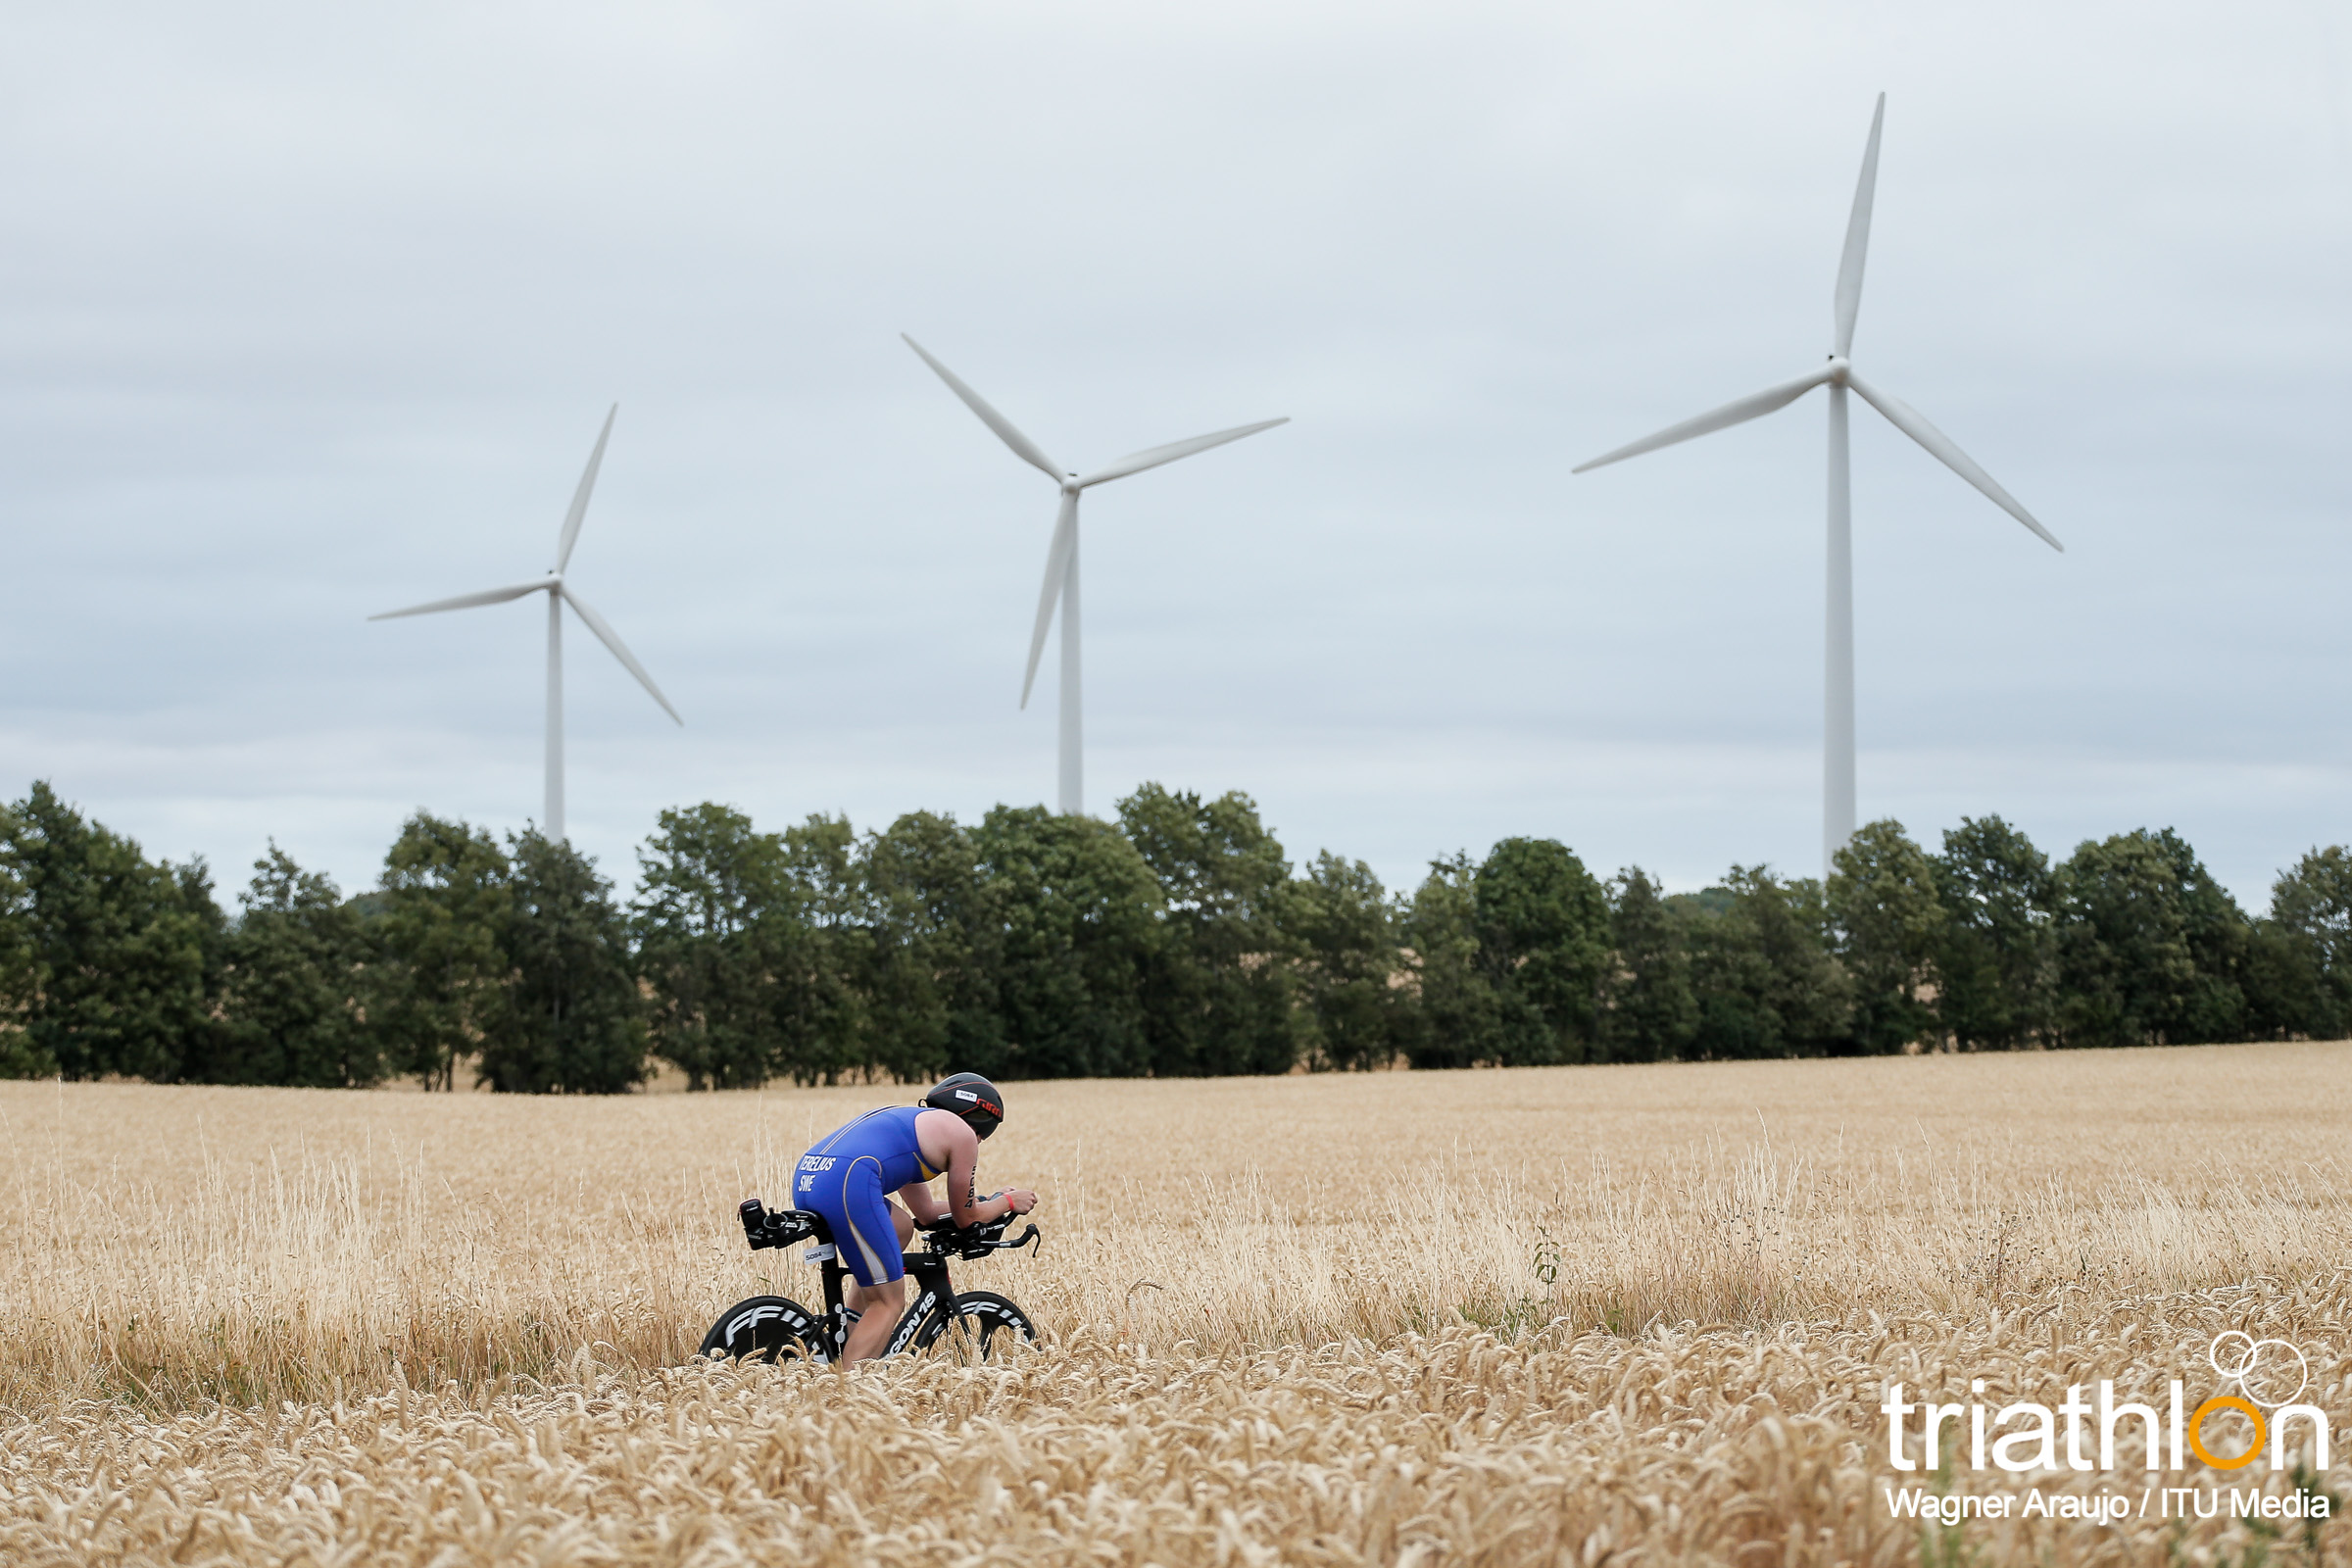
left=917, top=1211, right=1043, bottom=1260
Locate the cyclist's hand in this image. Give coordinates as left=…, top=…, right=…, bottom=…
left=1004, top=1188, right=1038, bottom=1216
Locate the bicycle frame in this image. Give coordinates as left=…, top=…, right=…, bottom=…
left=807, top=1233, right=954, bottom=1357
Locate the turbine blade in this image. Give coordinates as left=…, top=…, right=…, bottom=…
left=1020, top=491, right=1078, bottom=710
left=1844, top=370, right=2064, bottom=552
left=368, top=579, right=551, bottom=619
left=1074, top=416, right=1290, bottom=488
left=560, top=586, right=684, bottom=723
left=554, top=404, right=617, bottom=573
left=1572, top=366, right=1835, bottom=473
left=902, top=334, right=1063, bottom=481
left=1834, top=94, right=1886, bottom=359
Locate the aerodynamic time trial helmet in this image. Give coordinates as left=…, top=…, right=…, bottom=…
left=920, top=1072, right=1004, bottom=1140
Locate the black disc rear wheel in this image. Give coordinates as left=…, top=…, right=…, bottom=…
left=700, top=1295, right=827, bottom=1364
left=905, top=1290, right=1037, bottom=1362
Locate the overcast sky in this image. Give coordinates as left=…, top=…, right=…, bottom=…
left=3, top=1, right=2347, bottom=911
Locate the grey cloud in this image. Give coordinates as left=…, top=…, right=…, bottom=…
left=1, top=0, right=2346, bottom=909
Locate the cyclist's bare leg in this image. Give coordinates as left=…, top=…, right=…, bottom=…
left=841, top=1278, right=906, bottom=1363
left=842, top=1203, right=916, bottom=1318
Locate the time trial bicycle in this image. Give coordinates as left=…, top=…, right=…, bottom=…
left=699, top=1197, right=1042, bottom=1365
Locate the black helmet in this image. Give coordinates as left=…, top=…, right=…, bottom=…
left=921, top=1072, right=1004, bottom=1140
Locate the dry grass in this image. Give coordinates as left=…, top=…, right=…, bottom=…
left=3, top=1043, right=2349, bottom=1564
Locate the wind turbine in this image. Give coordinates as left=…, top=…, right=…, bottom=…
left=1573, top=94, right=2062, bottom=875
left=370, top=405, right=681, bottom=842
left=904, top=335, right=1287, bottom=815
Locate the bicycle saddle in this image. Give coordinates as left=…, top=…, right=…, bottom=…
left=737, top=1199, right=832, bottom=1250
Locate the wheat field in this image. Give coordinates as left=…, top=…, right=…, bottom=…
left=3, top=1043, right=2348, bottom=1565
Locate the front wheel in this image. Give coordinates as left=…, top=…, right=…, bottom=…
left=700, top=1295, right=828, bottom=1365
left=901, top=1290, right=1038, bottom=1362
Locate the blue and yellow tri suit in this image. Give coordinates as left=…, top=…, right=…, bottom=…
left=794, top=1106, right=943, bottom=1286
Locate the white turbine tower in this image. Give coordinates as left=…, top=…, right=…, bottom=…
left=1574, top=94, right=2062, bottom=875
left=370, top=405, right=681, bottom=841
left=904, top=335, right=1287, bottom=815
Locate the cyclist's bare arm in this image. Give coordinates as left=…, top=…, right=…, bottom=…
left=911, top=1107, right=1037, bottom=1227
left=898, top=1181, right=948, bottom=1224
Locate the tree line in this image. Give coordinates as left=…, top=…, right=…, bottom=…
left=3, top=779, right=2347, bottom=1090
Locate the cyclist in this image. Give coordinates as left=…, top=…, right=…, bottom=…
left=793, top=1072, right=1038, bottom=1364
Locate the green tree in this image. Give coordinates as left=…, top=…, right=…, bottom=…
left=2159, top=832, right=2257, bottom=1043
left=1829, top=819, right=1946, bottom=1054
left=483, top=831, right=646, bottom=1094
left=768, top=813, right=875, bottom=1085
left=206, top=845, right=380, bottom=1087
left=1679, top=868, right=1851, bottom=1059
left=1934, top=815, right=2057, bottom=1051
left=1472, top=837, right=1611, bottom=1065
left=2239, top=917, right=2327, bottom=1042
left=177, top=858, right=232, bottom=1071
left=2266, top=846, right=2352, bottom=1039
left=1285, top=851, right=1405, bottom=1071
left=2052, top=828, right=2249, bottom=1048
left=632, top=803, right=788, bottom=1089
left=1119, top=785, right=1298, bottom=1076
left=1398, top=854, right=1505, bottom=1069
left=865, top=810, right=1004, bottom=1083
left=1599, top=866, right=1696, bottom=1062
left=0, top=782, right=218, bottom=1081
left=371, top=812, right=512, bottom=1091
left=972, top=805, right=1160, bottom=1079
left=0, top=841, right=47, bottom=1077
